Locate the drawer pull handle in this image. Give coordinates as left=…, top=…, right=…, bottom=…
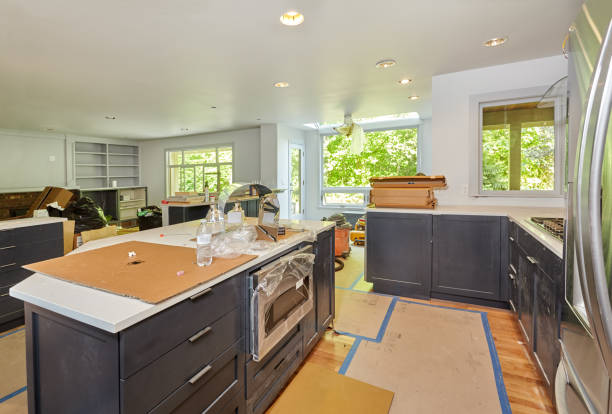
left=509, top=273, right=515, bottom=280
left=188, top=365, right=212, bottom=385
left=189, top=288, right=212, bottom=301
left=509, top=264, right=517, bottom=274
left=527, top=256, right=538, bottom=265
left=0, top=263, right=16, bottom=269
left=274, top=357, right=286, bottom=371
left=0, top=246, right=15, bottom=250
left=189, top=326, right=212, bottom=343
left=509, top=236, right=515, bottom=242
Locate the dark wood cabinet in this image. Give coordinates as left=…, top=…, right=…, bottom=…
left=517, top=253, right=536, bottom=348
left=1, top=222, right=63, bottom=332
left=534, top=269, right=559, bottom=387
left=432, top=215, right=502, bottom=302
left=366, top=212, right=432, bottom=299
left=314, top=228, right=334, bottom=333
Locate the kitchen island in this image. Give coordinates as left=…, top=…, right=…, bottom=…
left=10, top=218, right=335, bottom=414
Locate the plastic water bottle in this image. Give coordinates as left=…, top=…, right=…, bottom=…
left=196, top=220, right=213, bottom=267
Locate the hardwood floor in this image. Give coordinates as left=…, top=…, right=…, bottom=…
left=306, top=290, right=556, bottom=414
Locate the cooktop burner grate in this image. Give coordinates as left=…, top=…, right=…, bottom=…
left=530, top=217, right=565, bottom=241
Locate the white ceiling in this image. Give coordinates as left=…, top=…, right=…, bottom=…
left=0, top=0, right=582, bottom=139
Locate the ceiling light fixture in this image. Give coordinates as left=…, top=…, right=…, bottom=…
left=280, top=11, right=304, bottom=26
left=398, top=78, right=412, bottom=85
left=274, top=81, right=290, bottom=88
left=210, top=106, right=217, bottom=109
left=104, top=115, right=117, bottom=120
left=375, top=59, right=396, bottom=69
left=483, top=37, right=507, bottom=47
left=180, top=128, right=189, bottom=132
left=408, top=95, right=420, bottom=101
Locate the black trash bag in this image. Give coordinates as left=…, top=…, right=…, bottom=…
left=63, top=197, right=108, bottom=233
left=137, top=205, right=163, bottom=230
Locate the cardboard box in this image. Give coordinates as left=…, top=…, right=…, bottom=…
left=370, top=175, right=446, bottom=188
left=80, top=225, right=117, bottom=244
left=370, top=187, right=437, bottom=209
left=62, top=220, right=75, bottom=255
left=26, top=186, right=76, bottom=217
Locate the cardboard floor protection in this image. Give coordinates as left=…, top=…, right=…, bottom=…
left=267, top=362, right=393, bottom=414
left=344, top=301, right=504, bottom=414
left=334, top=289, right=392, bottom=338
left=334, top=246, right=364, bottom=289
left=0, top=329, right=26, bottom=402
left=24, top=241, right=257, bottom=304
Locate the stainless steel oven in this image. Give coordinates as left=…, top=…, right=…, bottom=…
left=249, top=244, right=315, bottom=361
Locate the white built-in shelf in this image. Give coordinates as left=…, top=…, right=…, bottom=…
left=74, top=142, right=140, bottom=189
left=120, top=199, right=145, bottom=203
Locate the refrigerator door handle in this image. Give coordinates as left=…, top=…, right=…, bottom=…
left=556, top=340, right=599, bottom=414
left=578, top=19, right=612, bottom=376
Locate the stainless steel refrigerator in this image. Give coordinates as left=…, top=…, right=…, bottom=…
left=557, top=0, right=612, bottom=412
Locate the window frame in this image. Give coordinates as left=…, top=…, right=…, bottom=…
left=319, top=125, right=422, bottom=209
left=164, top=144, right=234, bottom=197
left=469, top=87, right=566, bottom=198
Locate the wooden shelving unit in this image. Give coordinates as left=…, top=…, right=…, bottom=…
left=74, top=142, right=140, bottom=189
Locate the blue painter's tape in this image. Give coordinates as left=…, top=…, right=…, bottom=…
left=481, top=312, right=512, bottom=414
left=0, top=386, right=27, bottom=404
left=398, top=299, right=482, bottom=314
left=348, top=271, right=364, bottom=290
left=0, top=327, right=25, bottom=340
left=338, top=337, right=362, bottom=375
left=375, top=297, right=397, bottom=342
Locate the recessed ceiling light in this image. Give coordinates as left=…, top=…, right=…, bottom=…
left=45, top=128, right=55, bottom=132
left=274, top=81, right=290, bottom=88
left=104, top=115, right=117, bottom=120
left=375, top=59, right=396, bottom=69
left=180, top=128, right=189, bottom=132
left=280, top=11, right=304, bottom=26
left=256, top=118, right=261, bottom=121
left=483, top=37, right=507, bottom=47
left=398, top=78, right=412, bottom=85
left=210, top=106, right=217, bottom=109
left=408, top=95, right=420, bottom=101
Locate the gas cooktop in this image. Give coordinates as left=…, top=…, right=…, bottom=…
left=530, top=217, right=565, bottom=241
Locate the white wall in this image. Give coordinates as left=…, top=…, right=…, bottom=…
left=418, top=118, right=432, bottom=175
left=277, top=125, right=305, bottom=219
left=140, top=127, right=261, bottom=205
left=0, top=128, right=139, bottom=192
left=431, top=55, right=568, bottom=207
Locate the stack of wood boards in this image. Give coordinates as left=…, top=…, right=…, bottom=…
left=369, top=176, right=446, bottom=209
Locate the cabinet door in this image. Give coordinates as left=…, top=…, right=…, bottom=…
left=367, top=213, right=432, bottom=299
left=432, top=215, right=501, bottom=300
left=518, top=253, right=535, bottom=348
left=534, top=269, right=559, bottom=387
left=315, top=229, right=334, bottom=332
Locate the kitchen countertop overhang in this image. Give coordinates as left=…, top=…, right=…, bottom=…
left=10, top=219, right=335, bottom=333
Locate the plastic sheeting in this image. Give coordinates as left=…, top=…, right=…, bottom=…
left=251, top=250, right=315, bottom=361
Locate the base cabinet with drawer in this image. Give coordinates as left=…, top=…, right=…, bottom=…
left=22, top=228, right=335, bottom=414
left=510, top=220, right=563, bottom=397
left=1, top=222, right=63, bottom=332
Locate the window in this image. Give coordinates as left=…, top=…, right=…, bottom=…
left=165, top=146, right=233, bottom=196
left=477, top=97, right=563, bottom=196
left=321, top=128, right=418, bottom=207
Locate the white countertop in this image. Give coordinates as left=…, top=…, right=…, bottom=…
left=0, top=217, right=67, bottom=230
left=10, top=219, right=334, bottom=333
left=367, top=205, right=565, bottom=258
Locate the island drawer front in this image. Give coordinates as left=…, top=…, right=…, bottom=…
left=0, top=268, right=31, bottom=289
left=147, top=339, right=245, bottom=414
left=13, top=223, right=63, bottom=245
left=0, top=287, right=23, bottom=323
left=0, top=229, right=14, bottom=248
left=516, top=226, right=563, bottom=277
left=0, top=246, right=16, bottom=271
left=246, top=324, right=303, bottom=399
left=120, top=274, right=243, bottom=378
left=121, top=307, right=241, bottom=413
left=206, top=388, right=245, bottom=414
left=246, top=336, right=303, bottom=414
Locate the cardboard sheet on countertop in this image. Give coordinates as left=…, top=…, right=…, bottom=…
left=23, top=241, right=257, bottom=304
left=266, top=362, right=393, bottom=414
